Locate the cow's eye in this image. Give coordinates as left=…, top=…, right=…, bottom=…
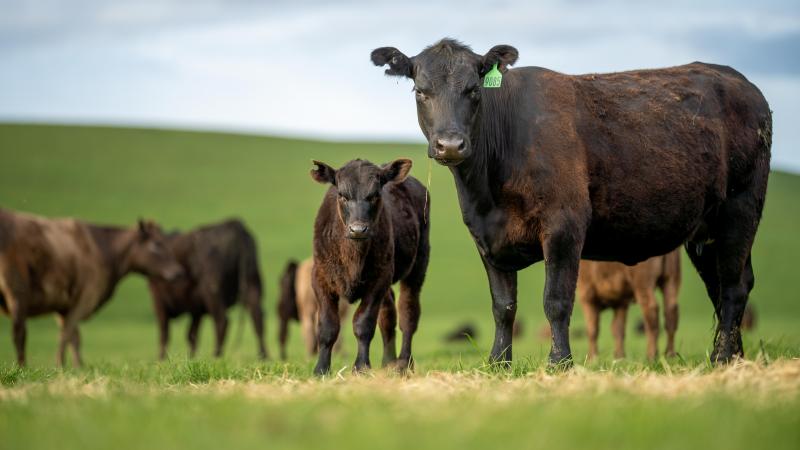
left=469, top=86, right=481, bottom=99
left=415, top=88, right=428, bottom=102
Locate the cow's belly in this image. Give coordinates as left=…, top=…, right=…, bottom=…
left=582, top=204, right=701, bottom=264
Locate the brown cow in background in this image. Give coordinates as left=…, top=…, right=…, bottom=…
left=578, top=248, right=681, bottom=360
left=0, top=209, right=183, bottom=366
left=147, top=219, right=267, bottom=360
left=277, top=258, right=349, bottom=360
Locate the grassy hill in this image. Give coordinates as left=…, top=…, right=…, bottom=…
left=0, top=124, right=798, bottom=450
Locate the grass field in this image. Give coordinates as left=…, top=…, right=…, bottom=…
left=0, top=123, right=798, bottom=449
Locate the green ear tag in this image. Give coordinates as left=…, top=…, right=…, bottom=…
left=483, top=63, right=502, bottom=88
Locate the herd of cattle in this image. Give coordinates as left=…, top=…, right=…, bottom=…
left=1, top=39, right=771, bottom=372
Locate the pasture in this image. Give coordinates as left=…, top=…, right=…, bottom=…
left=0, top=123, right=798, bottom=449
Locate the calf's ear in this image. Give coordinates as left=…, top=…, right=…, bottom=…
left=380, top=159, right=413, bottom=185
left=371, top=47, right=413, bottom=78
left=480, top=45, right=518, bottom=76
left=311, top=160, right=337, bottom=185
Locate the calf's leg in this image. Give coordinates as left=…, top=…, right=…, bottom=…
left=396, top=281, right=422, bottom=370
left=351, top=291, right=384, bottom=373
left=377, top=290, right=397, bottom=367
left=313, top=292, right=341, bottom=375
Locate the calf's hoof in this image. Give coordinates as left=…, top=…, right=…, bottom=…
left=389, top=357, right=414, bottom=374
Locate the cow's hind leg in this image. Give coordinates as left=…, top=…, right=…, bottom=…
left=378, top=290, right=397, bottom=367
left=661, top=274, right=680, bottom=357
left=244, top=289, right=268, bottom=360
left=2, top=282, right=28, bottom=366
left=634, top=287, right=660, bottom=360
left=580, top=298, right=600, bottom=361
left=187, top=313, right=202, bottom=358
left=611, top=305, right=628, bottom=359
left=397, top=280, right=422, bottom=371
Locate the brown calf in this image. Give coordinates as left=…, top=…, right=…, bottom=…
left=0, top=209, right=182, bottom=366
left=578, top=248, right=681, bottom=360
left=310, top=158, right=430, bottom=375
left=277, top=258, right=349, bottom=360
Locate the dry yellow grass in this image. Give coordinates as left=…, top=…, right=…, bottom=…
left=3, top=358, right=798, bottom=405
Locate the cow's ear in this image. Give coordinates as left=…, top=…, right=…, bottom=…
left=480, top=45, right=518, bottom=76
left=138, top=218, right=149, bottom=238
left=311, top=160, right=337, bottom=185
left=380, top=159, right=413, bottom=185
left=371, top=47, right=414, bottom=78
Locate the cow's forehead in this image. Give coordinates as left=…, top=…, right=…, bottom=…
left=414, top=51, right=480, bottom=89
left=336, top=161, right=381, bottom=195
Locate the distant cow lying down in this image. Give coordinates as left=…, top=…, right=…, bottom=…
left=578, top=248, right=681, bottom=360
left=277, top=258, right=349, bottom=360
left=147, top=219, right=267, bottom=360
left=0, top=209, right=183, bottom=366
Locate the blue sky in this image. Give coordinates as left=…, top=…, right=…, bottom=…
left=1, top=0, right=799, bottom=171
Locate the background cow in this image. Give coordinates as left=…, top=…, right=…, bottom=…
left=0, top=209, right=182, bottom=366
left=578, top=249, right=681, bottom=360
left=372, top=39, right=771, bottom=366
left=147, top=219, right=267, bottom=360
left=310, top=158, right=430, bottom=375
left=277, top=257, right=349, bottom=360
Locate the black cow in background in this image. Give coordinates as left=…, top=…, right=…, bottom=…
left=147, top=219, right=267, bottom=360
left=372, top=39, right=771, bottom=366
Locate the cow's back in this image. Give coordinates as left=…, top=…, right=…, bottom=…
left=384, top=176, right=429, bottom=282
left=552, top=63, right=771, bottom=263
left=0, top=210, right=108, bottom=316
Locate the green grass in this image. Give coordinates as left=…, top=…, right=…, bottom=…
left=0, top=123, right=798, bottom=450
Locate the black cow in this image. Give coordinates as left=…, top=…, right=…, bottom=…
left=372, top=39, right=771, bottom=366
left=147, top=219, right=267, bottom=360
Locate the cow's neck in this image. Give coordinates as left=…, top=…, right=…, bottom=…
left=450, top=90, right=519, bottom=225
left=88, top=226, right=139, bottom=284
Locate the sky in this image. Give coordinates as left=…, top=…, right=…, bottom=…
left=1, top=0, right=799, bottom=171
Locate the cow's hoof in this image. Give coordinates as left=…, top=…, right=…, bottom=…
left=548, top=350, right=573, bottom=371
left=711, top=331, right=744, bottom=365
left=313, top=364, right=330, bottom=376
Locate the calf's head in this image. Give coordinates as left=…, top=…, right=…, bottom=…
left=129, top=220, right=184, bottom=281
left=371, top=39, right=517, bottom=166
left=311, top=159, right=412, bottom=240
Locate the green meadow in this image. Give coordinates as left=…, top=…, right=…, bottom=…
left=0, top=124, right=798, bottom=450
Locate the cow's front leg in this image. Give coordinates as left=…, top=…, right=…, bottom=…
left=542, top=221, right=585, bottom=368
left=482, top=256, right=517, bottom=366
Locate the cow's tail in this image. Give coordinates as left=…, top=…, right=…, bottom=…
left=232, top=221, right=266, bottom=358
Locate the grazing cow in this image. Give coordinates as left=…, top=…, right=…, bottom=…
left=578, top=249, right=681, bottom=360
left=277, top=258, right=349, bottom=360
left=310, top=158, right=430, bottom=375
left=147, top=219, right=267, bottom=360
left=0, top=209, right=183, bottom=366
left=372, top=38, right=771, bottom=365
